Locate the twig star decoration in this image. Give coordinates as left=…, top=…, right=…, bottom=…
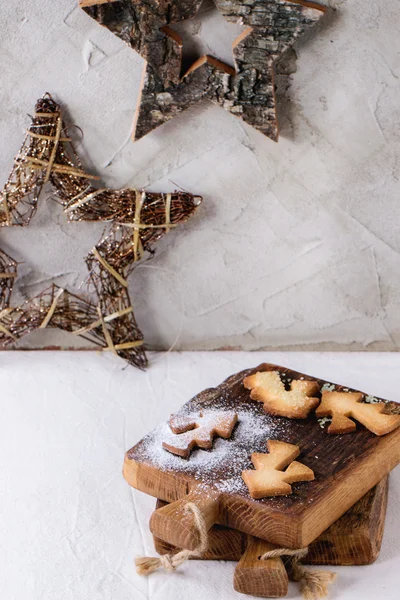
left=80, top=0, right=326, bottom=141
left=0, top=95, right=202, bottom=369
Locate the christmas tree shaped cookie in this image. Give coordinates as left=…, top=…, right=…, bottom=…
left=163, top=411, right=238, bottom=458
left=316, top=391, right=400, bottom=436
left=244, top=370, right=320, bottom=419
left=242, top=440, right=314, bottom=499
left=125, top=363, right=400, bottom=549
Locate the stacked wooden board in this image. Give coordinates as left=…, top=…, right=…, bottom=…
left=124, top=364, right=400, bottom=597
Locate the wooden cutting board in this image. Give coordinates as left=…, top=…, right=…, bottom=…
left=154, top=477, right=389, bottom=598
left=124, top=363, right=400, bottom=549
left=153, top=476, right=389, bottom=565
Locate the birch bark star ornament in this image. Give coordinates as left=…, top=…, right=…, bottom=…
left=80, top=0, right=327, bottom=141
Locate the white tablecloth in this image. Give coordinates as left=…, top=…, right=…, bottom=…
left=1, top=351, right=399, bottom=599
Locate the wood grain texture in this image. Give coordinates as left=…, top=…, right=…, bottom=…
left=150, top=490, right=220, bottom=550
left=125, top=363, right=400, bottom=548
left=154, top=499, right=247, bottom=560
left=234, top=537, right=289, bottom=598
left=306, top=476, right=389, bottom=565
left=153, top=477, right=389, bottom=565
left=80, top=0, right=326, bottom=141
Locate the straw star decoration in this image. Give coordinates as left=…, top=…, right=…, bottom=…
left=0, top=95, right=202, bottom=369
left=81, top=0, right=326, bottom=141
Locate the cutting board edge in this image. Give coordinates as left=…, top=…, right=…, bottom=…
left=123, top=362, right=400, bottom=548
left=123, top=425, right=400, bottom=548
left=152, top=475, right=389, bottom=565
left=123, top=453, right=190, bottom=501
left=299, top=427, right=400, bottom=546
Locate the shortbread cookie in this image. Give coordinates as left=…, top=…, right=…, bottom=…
left=244, top=370, right=320, bottom=419
left=316, top=391, right=400, bottom=436
left=162, top=410, right=238, bottom=458
left=242, top=440, right=315, bottom=498
left=126, top=363, right=400, bottom=549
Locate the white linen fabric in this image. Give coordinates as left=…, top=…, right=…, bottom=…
left=0, top=351, right=399, bottom=599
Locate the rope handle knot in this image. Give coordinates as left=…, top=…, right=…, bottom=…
left=135, top=503, right=336, bottom=600
left=135, top=502, right=208, bottom=576
left=259, top=547, right=336, bottom=600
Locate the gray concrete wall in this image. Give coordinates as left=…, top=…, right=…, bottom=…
left=1, top=0, right=399, bottom=351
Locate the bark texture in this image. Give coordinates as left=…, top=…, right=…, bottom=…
left=81, top=0, right=326, bottom=141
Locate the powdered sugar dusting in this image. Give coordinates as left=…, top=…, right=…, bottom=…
left=166, top=410, right=237, bottom=451
left=128, top=364, right=396, bottom=507
left=133, top=403, right=290, bottom=495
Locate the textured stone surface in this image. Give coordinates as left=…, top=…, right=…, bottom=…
left=0, top=0, right=399, bottom=352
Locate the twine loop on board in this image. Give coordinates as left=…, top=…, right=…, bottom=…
left=136, top=507, right=336, bottom=600
left=135, top=502, right=208, bottom=575
left=259, top=547, right=337, bottom=600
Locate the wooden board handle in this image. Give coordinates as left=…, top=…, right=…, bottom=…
left=149, top=490, right=220, bottom=551
left=234, top=536, right=289, bottom=598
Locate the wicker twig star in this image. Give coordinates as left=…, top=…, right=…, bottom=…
left=0, top=95, right=202, bottom=369
left=80, top=0, right=326, bottom=141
